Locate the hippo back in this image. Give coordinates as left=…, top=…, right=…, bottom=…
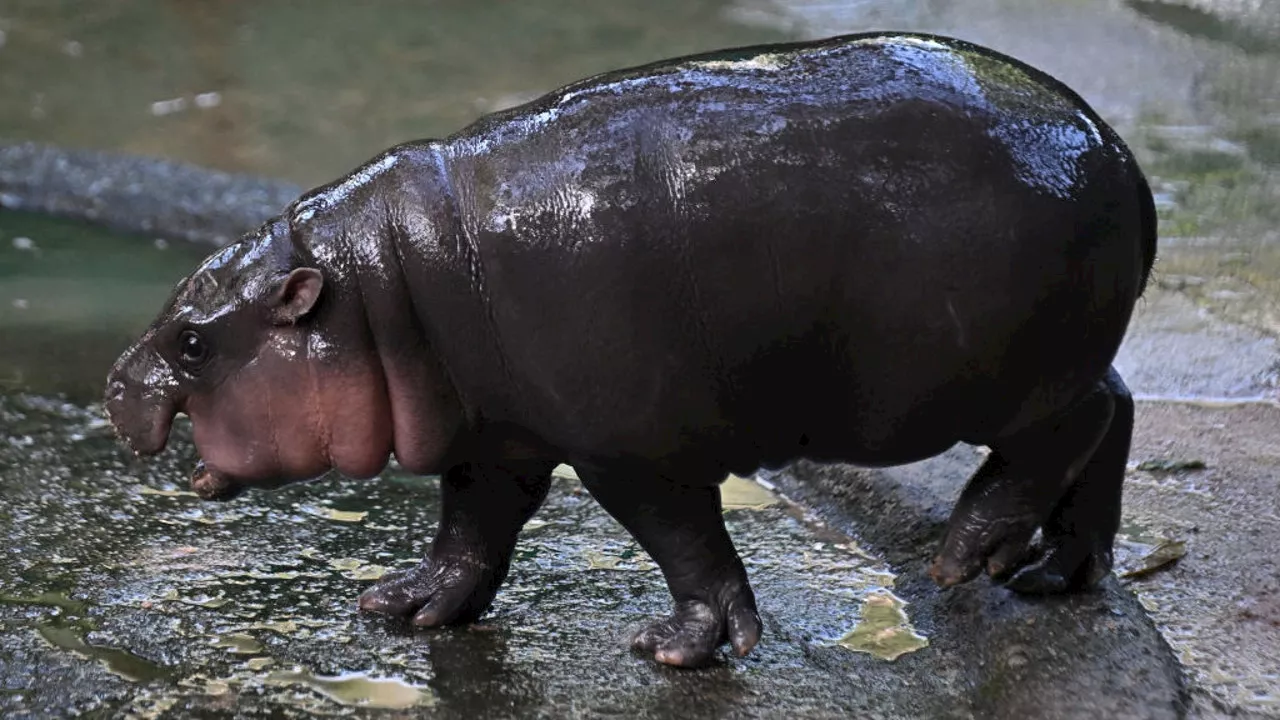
left=419, top=33, right=1151, bottom=476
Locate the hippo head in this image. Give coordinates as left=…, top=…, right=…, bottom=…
left=104, top=219, right=395, bottom=500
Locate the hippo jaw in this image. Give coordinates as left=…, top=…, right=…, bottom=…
left=190, top=461, right=244, bottom=501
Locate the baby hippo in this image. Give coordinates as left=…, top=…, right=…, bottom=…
left=105, top=31, right=1155, bottom=667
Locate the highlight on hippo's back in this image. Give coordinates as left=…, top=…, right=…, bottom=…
left=103, top=31, right=1157, bottom=668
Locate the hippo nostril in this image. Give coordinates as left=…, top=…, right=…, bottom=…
left=107, top=380, right=127, bottom=402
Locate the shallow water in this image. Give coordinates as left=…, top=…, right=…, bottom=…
left=0, top=211, right=208, bottom=403
left=0, top=0, right=786, bottom=187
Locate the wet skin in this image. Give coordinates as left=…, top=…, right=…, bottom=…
left=104, top=32, right=1157, bottom=667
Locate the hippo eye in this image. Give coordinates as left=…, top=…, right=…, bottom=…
left=178, top=330, right=209, bottom=368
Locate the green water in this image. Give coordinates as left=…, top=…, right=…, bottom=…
left=0, top=211, right=208, bottom=403
left=0, top=0, right=786, bottom=187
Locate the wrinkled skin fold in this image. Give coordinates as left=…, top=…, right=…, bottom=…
left=105, top=31, right=1157, bottom=668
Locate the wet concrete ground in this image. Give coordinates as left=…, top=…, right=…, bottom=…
left=0, top=383, right=1187, bottom=719
left=1124, top=399, right=1280, bottom=716
left=2, top=0, right=1279, bottom=717
left=2, top=392, right=1160, bottom=719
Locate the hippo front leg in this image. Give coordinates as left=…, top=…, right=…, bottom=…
left=576, top=466, right=762, bottom=668
left=358, top=460, right=554, bottom=626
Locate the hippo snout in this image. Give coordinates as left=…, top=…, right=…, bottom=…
left=103, top=346, right=179, bottom=456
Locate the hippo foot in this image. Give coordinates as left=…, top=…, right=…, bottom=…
left=932, top=366, right=1133, bottom=595
left=929, top=505, right=1115, bottom=594
left=633, top=590, right=762, bottom=668
left=357, top=554, right=500, bottom=627
left=929, top=510, right=1040, bottom=588
left=1002, top=534, right=1113, bottom=594
left=573, top=464, right=764, bottom=668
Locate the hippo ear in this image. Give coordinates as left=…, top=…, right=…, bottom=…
left=271, top=267, right=324, bottom=325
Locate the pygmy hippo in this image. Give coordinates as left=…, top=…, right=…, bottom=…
left=105, top=31, right=1156, bottom=668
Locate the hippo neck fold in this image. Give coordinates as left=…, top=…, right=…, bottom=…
left=284, top=141, right=509, bottom=474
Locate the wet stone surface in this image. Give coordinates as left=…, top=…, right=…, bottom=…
left=1121, top=400, right=1280, bottom=717
left=0, top=394, right=980, bottom=719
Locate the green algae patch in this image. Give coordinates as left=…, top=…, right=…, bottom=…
left=123, top=693, right=181, bottom=719
left=159, top=589, right=229, bottom=609
left=551, top=463, right=580, bottom=481
left=327, top=557, right=390, bottom=581
left=582, top=544, right=658, bottom=572
left=232, top=620, right=299, bottom=635
left=837, top=591, right=930, bottom=662
left=225, top=568, right=330, bottom=581
left=244, top=657, right=275, bottom=670
left=583, top=549, right=653, bottom=572
left=1118, top=539, right=1187, bottom=579
left=721, top=474, right=781, bottom=510
left=344, top=565, right=390, bottom=581
left=265, top=669, right=434, bottom=709
left=1136, top=457, right=1208, bottom=473
left=36, top=622, right=173, bottom=682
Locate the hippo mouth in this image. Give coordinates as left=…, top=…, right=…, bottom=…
left=190, top=460, right=245, bottom=502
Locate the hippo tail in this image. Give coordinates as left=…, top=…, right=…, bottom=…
left=1134, top=167, right=1159, bottom=296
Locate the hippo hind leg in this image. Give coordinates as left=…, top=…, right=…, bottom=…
left=930, top=366, right=1133, bottom=593
left=576, top=465, right=762, bottom=668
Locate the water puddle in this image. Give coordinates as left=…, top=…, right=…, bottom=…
left=836, top=591, right=930, bottom=662
left=0, top=590, right=89, bottom=615
left=264, top=669, right=435, bottom=710
left=1115, top=520, right=1188, bottom=580
left=137, top=487, right=200, bottom=498
left=297, top=505, right=369, bottom=523
left=35, top=621, right=172, bottom=683
left=0, top=212, right=210, bottom=404
left=210, top=633, right=264, bottom=655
